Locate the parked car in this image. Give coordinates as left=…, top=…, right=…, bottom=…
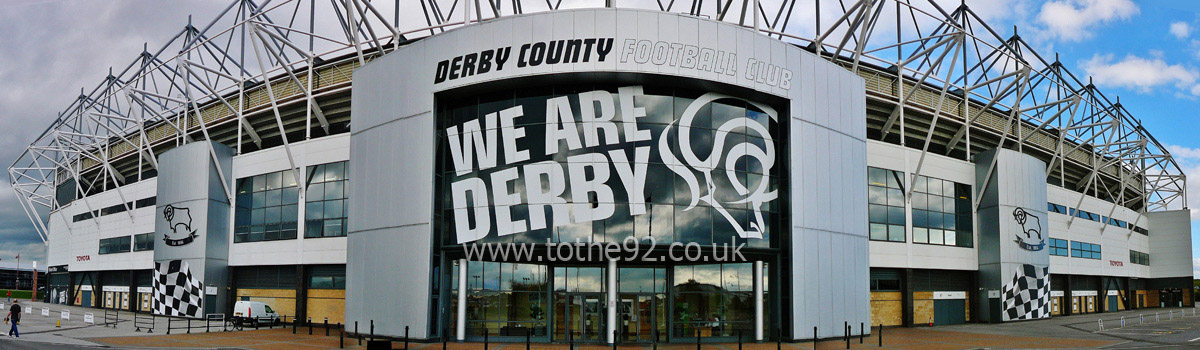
left=232, top=300, right=280, bottom=327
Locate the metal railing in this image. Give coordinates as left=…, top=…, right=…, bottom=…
left=102, top=309, right=119, bottom=328
left=134, top=312, right=154, bottom=332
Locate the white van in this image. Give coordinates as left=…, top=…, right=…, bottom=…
left=232, top=300, right=280, bottom=326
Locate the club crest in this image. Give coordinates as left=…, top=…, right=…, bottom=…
left=1012, top=207, right=1044, bottom=251
left=162, top=204, right=198, bottom=246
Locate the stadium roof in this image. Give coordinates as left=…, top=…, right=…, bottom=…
left=8, top=0, right=1187, bottom=242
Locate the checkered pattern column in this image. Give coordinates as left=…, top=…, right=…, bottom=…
left=151, top=260, right=204, bottom=317
left=1001, top=264, right=1051, bottom=321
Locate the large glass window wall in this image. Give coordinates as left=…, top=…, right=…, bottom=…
left=453, top=261, right=550, bottom=338
left=434, top=85, right=785, bottom=249
left=449, top=262, right=768, bottom=342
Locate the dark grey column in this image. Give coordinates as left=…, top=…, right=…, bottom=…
left=1064, top=275, right=1073, bottom=316
left=902, top=269, right=914, bottom=327
left=128, top=270, right=137, bottom=312
left=296, top=265, right=308, bottom=323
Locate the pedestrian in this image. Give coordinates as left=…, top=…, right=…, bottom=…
left=4, top=299, right=18, bottom=338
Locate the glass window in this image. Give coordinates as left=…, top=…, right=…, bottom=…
left=1069, top=240, right=1101, bottom=260
left=133, top=233, right=154, bottom=252
left=305, top=161, right=349, bottom=238
left=869, top=269, right=901, bottom=291
left=1129, top=250, right=1150, bottom=265
left=912, top=175, right=972, bottom=247
left=1048, top=238, right=1068, bottom=256
left=868, top=167, right=905, bottom=243
left=462, top=262, right=549, bottom=337
left=98, top=236, right=132, bottom=255
left=307, top=265, right=346, bottom=289
left=234, top=169, right=300, bottom=243
left=1047, top=203, right=1068, bottom=215
left=672, top=263, right=757, bottom=338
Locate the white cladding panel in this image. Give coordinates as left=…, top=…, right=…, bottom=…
left=1146, top=210, right=1193, bottom=278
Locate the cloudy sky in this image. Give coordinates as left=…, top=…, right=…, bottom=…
left=3, top=0, right=1200, bottom=275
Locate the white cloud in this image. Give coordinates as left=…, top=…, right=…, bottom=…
left=1172, top=21, right=1192, bottom=39
left=1192, top=258, right=1200, bottom=278
left=1037, top=0, right=1138, bottom=42
left=1164, top=145, right=1200, bottom=220
left=1168, top=145, right=1200, bottom=160
left=1081, top=54, right=1200, bottom=95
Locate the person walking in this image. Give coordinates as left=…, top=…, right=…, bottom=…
left=4, top=299, right=19, bottom=338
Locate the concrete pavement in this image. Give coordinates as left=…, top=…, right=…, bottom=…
left=1, top=300, right=1198, bottom=349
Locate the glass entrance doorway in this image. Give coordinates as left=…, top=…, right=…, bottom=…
left=555, top=293, right=605, bottom=342
left=619, top=294, right=664, bottom=342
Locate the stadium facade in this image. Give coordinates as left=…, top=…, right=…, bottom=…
left=9, top=0, right=1194, bottom=343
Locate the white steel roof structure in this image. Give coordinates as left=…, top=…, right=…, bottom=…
left=9, top=0, right=1187, bottom=242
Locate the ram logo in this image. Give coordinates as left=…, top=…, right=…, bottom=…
left=659, top=92, right=778, bottom=240
left=162, top=204, right=198, bottom=246
left=1012, top=207, right=1044, bottom=251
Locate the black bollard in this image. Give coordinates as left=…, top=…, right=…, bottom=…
left=738, top=330, right=743, bottom=350
left=485, top=331, right=490, bottom=350
left=308, top=317, right=313, bottom=335
left=187, top=318, right=192, bottom=334
left=405, top=325, right=410, bottom=350
left=370, top=320, right=375, bottom=341
left=526, top=327, right=531, bottom=350
left=813, top=326, right=817, bottom=350
left=293, top=316, right=297, bottom=334
left=355, top=321, right=360, bottom=345
left=613, top=330, right=618, bottom=350
left=339, top=323, right=344, bottom=348
left=845, top=324, right=850, bottom=349
left=696, top=327, right=701, bottom=350
left=860, top=322, right=864, bottom=343
left=570, top=330, right=575, bottom=350
left=878, top=324, right=882, bottom=347
left=325, top=318, right=330, bottom=336
left=444, top=334, right=449, bottom=350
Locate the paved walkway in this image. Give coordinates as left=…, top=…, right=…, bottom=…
left=87, top=326, right=1117, bottom=350
left=14, top=299, right=1200, bottom=349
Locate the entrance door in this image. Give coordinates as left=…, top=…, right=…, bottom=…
left=558, top=293, right=605, bottom=342
left=1107, top=296, right=1118, bottom=312
left=620, top=294, right=660, bottom=342
left=933, top=299, right=966, bottom=325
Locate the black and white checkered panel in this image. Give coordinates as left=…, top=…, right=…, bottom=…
left=1001, top=264, right=1051, bottom=321
left=152, top=260, right=204, bottom=318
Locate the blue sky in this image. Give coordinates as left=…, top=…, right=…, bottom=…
left=1005, top=0, right=1200, bottom=276
left=1, top=0, right=1200, bottom=275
